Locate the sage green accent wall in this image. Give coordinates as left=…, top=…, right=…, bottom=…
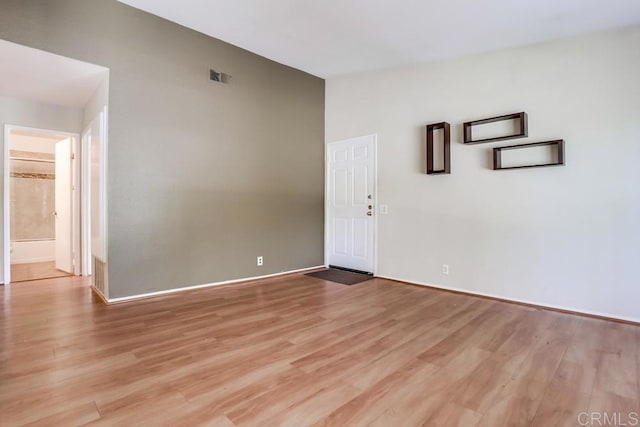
left=0, top=0, right=325, bottom=298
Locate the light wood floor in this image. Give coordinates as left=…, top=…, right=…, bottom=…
left=1, top=274, right=638, bottom=426
left=10, top=261, right=72, bottom=283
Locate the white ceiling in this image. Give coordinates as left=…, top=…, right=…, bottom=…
left=0, top=39, right=109, bottom=108
left=118, top=0, right=640, bottom=78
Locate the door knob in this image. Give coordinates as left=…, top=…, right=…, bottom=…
left=367, top=212, right=373, bottom=216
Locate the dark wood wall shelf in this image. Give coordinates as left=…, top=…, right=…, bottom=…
left=493, top=140, right=565, bottom=170
left=464, top=112, right=528, bottom=144
left=426, top=122, right=450, bottom=175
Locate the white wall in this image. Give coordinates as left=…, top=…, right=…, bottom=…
left=83, top=76, right=108, bottom=263
left=82, top=75, right=109, bottom=294
left=326, top=26, right=640, bottom=322
left=87, top=109, right=107, bottom=262
left=10, top=134, right=58, bottom=154
left=10, top=240, right=55, bottom=264
left=83, top=75, right=109, bottom=130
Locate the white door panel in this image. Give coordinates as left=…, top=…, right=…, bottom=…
left=353, top=165, right=368, bottom=205
left=334, top=148, right=348, bottom=162
left=327, top=135, right=376, bottom=273
left=55, top=138, right=73, bottom=273
left=334, top=218, right=348, bottom=255
left=333, top=169, right=348, bottom=206
left=353, top=218, right=368, bottom=258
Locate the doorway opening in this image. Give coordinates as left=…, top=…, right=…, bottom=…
left=0, top=38, right=109, bottom=296
left=6, top=127, right=79, bottom=282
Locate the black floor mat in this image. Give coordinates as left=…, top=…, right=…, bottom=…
left=306, top=268, right=373, bottom=285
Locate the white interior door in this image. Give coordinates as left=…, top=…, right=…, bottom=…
left=327, top=135, right=376, bottom=273
left=55, top=138, right=73, bottom=273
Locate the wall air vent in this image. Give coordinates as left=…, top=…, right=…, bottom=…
left=210, top=69, right=231, bottom=84
left=93, top=256, right=107, bottom=296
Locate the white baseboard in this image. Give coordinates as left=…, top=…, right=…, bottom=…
left=91, top=285, right=108, bottom=304
left=376, top=274, right=640, bottom=325
left=106, top=265, right=325, bottom=304
left=11, top=257, right=55, bottom=264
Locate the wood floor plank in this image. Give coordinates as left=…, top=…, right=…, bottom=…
left=419, top=402, right=483, bottom=427
left=10, top=261, right=72, bottom=283
left=367, top=346, right=491, bottom=426
left=263, top=380, right=361, bottom=427
left=586, top=321, right=640, bottom=423
left=530, top=360, right=596, bottom=426
left=89, top=391, right=193, bottom=426
left=592, top=322, right=639, bottom=401
left=471, top=314, right=576, bottom=426
left=562, top=316, right=607, bottom=370
left=637, top=327, right=640, bottom=412
left=290, top=319, right=397, bottom=372
left=185, top=365, right=305, bottom=417
left=450, top=356, right=514, bottom=414
left=588, top=390, right=640, bottom=423
left=313, top=358, right=440, bottom=426
left=225, top=370, right=347, bottom=425
left=1, top=274, right=638, bottom=426
left=487, top=310, right=564, bottom=377
left=21, top=402, right=101, bottom=427
left=342, top=326, right=450, bottom=391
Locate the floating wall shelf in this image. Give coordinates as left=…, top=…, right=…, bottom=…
left=426, top=122, right=450, bottom=175
left=493, top=139, right=565, bottom=170
left=464, top=112, right=528, bottom=144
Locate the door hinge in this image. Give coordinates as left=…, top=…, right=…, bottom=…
left=71, top=153, right=75, bottom=160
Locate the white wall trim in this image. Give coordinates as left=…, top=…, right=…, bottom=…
left=2, top=125, right=9, bottom=285
left=80, top=128, right=91, bottom=276
left=91, top=285, right=109, bottom=304
left=377, top=274, right=640, bottom=325
left=100, top=105, right=109, bottom=296
left=12, top=256, right=55, bottom=264
left=106, top=265, right=326, bottom=304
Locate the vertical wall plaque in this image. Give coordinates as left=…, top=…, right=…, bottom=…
left=426, top=122, right=450, bottom=175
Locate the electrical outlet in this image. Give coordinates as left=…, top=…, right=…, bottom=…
left=442, top=264, right=449, bottom=275
left=257, top=256, right=263, bottom=266
left=380, top=205, right=389, bottom=215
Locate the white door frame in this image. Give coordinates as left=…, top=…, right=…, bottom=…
left=324, top=134, right=378, bottom=275
left=3, top=124, right=85, bottom=284
left=81, top=128, right=92, bottom=276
